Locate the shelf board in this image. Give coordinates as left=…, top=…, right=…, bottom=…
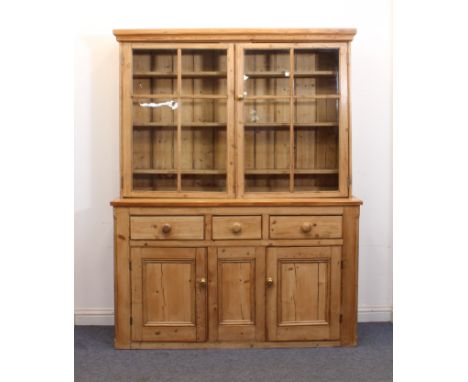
left=133, top=71, right=227, bottom=78
left=134, top=169, right=226, bottom=175
left=245, top=169, right=290, bottom=175
left=132, top=94, right=227, bottom=100
left=295, top=71, right=337, bottom=78
left=133, top=72, right=176, bottom=78
left=244, top=123, right=289, bottom=128
left=182, top=71, right=227, bottom=78
left=133, top=122, right=176, bottom=128
left=244, top=94, right=339, bottom=100
left=295, top=169, right=339, bottom=174
left=133, top=122, right=226, bottom=128
left=245, top=169, right=338, bottom=175
left=182, top=122, right=226, bottom=128
left=295, top=122, right=338, bottom=127
left=245, top=71, right=336, bottom=78
left=244, top=122, right=338, bottom=128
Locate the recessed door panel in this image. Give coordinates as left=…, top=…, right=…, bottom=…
left=131, top=247, right=207, bottom=342
left=209, top=247, right=265, bottom=342
left=266, top=246, right=341, bottom=341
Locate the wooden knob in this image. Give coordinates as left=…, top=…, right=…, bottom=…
left=301, top=222, right=313, bottom=233
left=266, top=277, right=274, bottom=287
left=231, top=222, right=242, bottom=234
left=162, top=223, right=172, bottom=234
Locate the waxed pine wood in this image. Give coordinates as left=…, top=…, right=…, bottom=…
left=112, top=29, right=361, bottom=350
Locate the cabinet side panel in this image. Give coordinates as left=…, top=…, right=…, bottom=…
left=121, top=43, right=133, bottom=196
left=341, top=206, right=359, bottom=345
left=114, top=208, right=131, bottom=348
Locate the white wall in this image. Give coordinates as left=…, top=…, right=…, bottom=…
left=74, top=0, right=392, bottom=324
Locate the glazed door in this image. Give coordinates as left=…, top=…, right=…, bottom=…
left=236, top=43, right=349, bottom=197
left=266, top=247, right=341, bottom=341
left=127, top=44, right=235, bottom=197
left=131, top=247, right=207, bottom=342
left=209, top=247, right=265, bottom=341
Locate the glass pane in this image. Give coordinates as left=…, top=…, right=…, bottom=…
left=294, top=126, right=339, bottom=192
left=181, top=49, right=227, bottom=96
left=294, top=99, right=338, bottom=125
left=294, top=49, right=339, bottom=97
left=133, top=174, right=177, bottom=191
left=244, top=50, right=290, bottom=96
left=181, top=174, right=226, bottom=192
left=132, top=99, right=177, bottom=192
left=182, top=49, right=227, bottom=73
left=133, top=49, right=177, bottom=96
left=294, top=174, right=338, bottom=192
left=244, top=125, right=290, bottom=193
left=244, top=100, right=289, bottom=125
left=245, top=174, right=289, bottom=192
left=180, top=125, right=227, bottom=192
left=182, top=99, right=226, bottom=124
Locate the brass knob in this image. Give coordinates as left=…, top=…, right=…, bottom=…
left=162, top=223, right=172, bottom=234
left=199, top=277, right=207, bottom=286
left=231, top=222, right=242, bottom=234
left=266, top=277, right=274, bottom=287
left=301, top=222, right=312, bottom=233
left=237, top=94, right=244, bottom=100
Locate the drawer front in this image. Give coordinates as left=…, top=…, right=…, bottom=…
left=130, top=216, right=204, bottom=240
left=269, top=216, right=342, bottom=239
left=212, top=216, right=262, bottom=240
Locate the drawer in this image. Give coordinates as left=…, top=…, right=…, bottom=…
left=269, top=216, right=342, bottom=239
left=212, top=216, right=262, bottom=240
left=130, top=216, right=204, bottom=240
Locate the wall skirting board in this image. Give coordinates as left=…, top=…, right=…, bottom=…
left=74, top=306, right=393, bottom=326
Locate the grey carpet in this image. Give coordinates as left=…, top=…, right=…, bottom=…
left=75, top=323, right=392, bottom=382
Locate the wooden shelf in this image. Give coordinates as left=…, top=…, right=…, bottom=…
left=244, top=123, right=289, bottom=128
left=245, top=71, right=336, bottom=78
left=133, top=71, right=227, bottom=78
left=134, top=72, right=176, bottom=78
left=182, top=123, right=226, bottom=128
left=295, top=71, right=337, bottom=77
left=295, top=169, right=339, bottom=174
left=245, top=169, right=338, bottom=175
left=244, top=95, right=339, bottom=100
left=133, top=122, right=226, bottom=128
left=133, top=123, right=176, bottom=128
left=132, top=94, right=227, bottom=100
left=182, top=71, right=227, bottom=78
left=245, top=169, right=290, bottom=175
left=134, top=169, right=226, bottom=175
left=244, top=122, right=338, bottom=128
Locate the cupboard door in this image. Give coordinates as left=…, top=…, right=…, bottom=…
left=209, top=247, right=265, bottom=341
left=266, top=247, right=341, bottom=341
left=236, top=43, right=349, bottom=197
left=131, top=247, right=207, bottom=342
left=129, top=44, right=235, bottom=197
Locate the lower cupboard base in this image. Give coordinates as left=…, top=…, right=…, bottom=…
left=115, top=340, right=353, bottom=350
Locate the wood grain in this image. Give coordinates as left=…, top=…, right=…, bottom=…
left=130, top=216, right=204, bottom=240
left=212, top=216, right=262, bottom=240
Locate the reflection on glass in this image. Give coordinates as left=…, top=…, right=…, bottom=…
left=244, top=100, right=289, bottom=124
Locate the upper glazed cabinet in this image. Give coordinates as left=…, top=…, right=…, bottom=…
left=119, top=34, right=352, bottom=198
